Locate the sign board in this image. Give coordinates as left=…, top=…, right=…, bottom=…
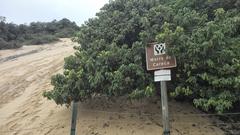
left=146, top=43, right=176, bottom=70
left=145, top=43, right=174, bottom=134
left=154, top=70, right=171, bottom=82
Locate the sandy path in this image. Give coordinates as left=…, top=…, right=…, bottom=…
left=0, top=39, right=75, bottom=135
left=0, top=39, right=225, bottom=135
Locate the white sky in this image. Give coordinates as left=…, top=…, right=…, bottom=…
left=0, top=0, right=109, bottom=25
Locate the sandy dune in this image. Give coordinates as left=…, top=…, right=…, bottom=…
left=0, top=39, right=225, bottom=135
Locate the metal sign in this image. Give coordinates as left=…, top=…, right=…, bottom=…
left=146, top=43, right=176, bottom=70
left=154, top=70, right=171, bottom=82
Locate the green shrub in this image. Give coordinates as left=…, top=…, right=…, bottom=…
left=0, top=38, right=9, bottom=49
left=44, top=0, right=240, bottom=113
left=55, top=28, right=76, bottom=38
left=0, top=17, right=79, bottom=49
left=0, top=38, right=22, bottom=49
left=24, top=34, right=59, bottom=45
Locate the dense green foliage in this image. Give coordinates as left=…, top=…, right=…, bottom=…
left=44, top=0, right=240, bottom=113
left=0, top=17, right=79, bottom=49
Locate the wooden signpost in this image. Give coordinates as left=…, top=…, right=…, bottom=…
left=146, top=43, right=176, bottom=135
left=70, top=101, right=78, bottom=135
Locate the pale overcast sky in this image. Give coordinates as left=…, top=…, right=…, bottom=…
left=0, top=0, right=109, bottom=25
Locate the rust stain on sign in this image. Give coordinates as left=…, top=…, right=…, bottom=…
left=146, top=43, right=177, bottom=70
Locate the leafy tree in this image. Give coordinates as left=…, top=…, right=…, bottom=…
left=0, top=16, right=6, bottom=22
left=44, top=0, right=240, bottom=113
left=0, top=18, right=79, bottom=50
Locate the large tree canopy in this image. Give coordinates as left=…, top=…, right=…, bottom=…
left=44, top=0, right=240, bottom=113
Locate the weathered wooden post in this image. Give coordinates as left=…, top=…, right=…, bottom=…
left=70, top=101, right=78, bottom=135
left=161, top=81, right=170, bottom=135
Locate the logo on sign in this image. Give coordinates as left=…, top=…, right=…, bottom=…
left=154, top=43, right=165, bottom=56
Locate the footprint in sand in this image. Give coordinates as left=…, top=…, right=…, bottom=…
left=30, top=116, right=40, bottom=122
left=6, top=119, right=20, bottom=127
left=9, top=123, right=21, bottom=130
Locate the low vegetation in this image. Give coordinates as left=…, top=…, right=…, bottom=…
left=0, top=17, right=79, bottom=49
left=44, top=0, right=240, bottom=113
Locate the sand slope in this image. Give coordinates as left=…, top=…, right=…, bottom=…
left=0, top=39, right=225, bottom=135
